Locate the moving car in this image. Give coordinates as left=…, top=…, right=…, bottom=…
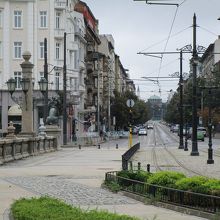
left=147, top=124, right=154, bottom=129
left=138, top=128, right=147, bottom=136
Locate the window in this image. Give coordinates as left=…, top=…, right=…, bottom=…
left=0, top=10, right=3, bottom=28
left=0, top=41, right=2, bottom=59
left=70, top=77, right=77, bottom=91
left=55, top=72, right=60, bottom=90
left=55, top=12, right=61, bottom=29
left=14, top=72, right=22, bottom=89
left=73, top=51, right=78, bottom=69
left=39, top=11, right=47, bottom=28
left=14, top=42, right=22, bottom=59
left=55, top=42, right=60, bottom=59
left=39, top=42, right=44, bottom=59
left=14, top=10, right=22, bottom=28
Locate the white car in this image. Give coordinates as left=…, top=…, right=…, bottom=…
left=147, top=124, right=154, bottom=129
left=138, top=128, right=147, bottom=136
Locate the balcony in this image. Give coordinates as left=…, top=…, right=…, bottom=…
left=87, top=62, right=94, bottom=74
left=79, top=84, right=85, bottom=93
left=79, top=61, right=86, bottom=71
left=54, top=59, right=64, bottom=67
left=75, top=26, right=86, bottom=43
left=54, top=28, right=65, bottom=39
left=54, top=0, right=66, bottom=9
left=70, top=93, right=80, bottom=105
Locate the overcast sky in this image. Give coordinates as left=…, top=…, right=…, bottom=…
left=83, top=0, right=220, bottom=102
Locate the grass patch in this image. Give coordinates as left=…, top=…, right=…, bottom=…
left=11, top=196, right=140, bottom=220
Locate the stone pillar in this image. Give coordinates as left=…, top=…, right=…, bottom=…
left=5, top=121, right=16, bottom=139
left=45, top=125, right=62, bottom=149
left=20, top=51, right=35, bottom=136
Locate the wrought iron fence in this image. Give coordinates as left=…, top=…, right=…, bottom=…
left=105, top=171, right=220, bottom=213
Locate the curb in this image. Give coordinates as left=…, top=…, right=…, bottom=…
left=120, top=191, right=214, bottom=220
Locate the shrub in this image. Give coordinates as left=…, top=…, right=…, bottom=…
left=105, top=181, right=121, bottom=192
left=175, top=176, right=209, bottom=194
left=203, top=179, right=220, bottom=196
left=134, top=170, right=152, bottom=182
left=147, top=171, right=186, bottom=188
left=11, top=197, right=140, bottom=220
left=117, top=170, right=151, bottom=182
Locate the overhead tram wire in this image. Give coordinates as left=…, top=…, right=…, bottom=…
left=198, top=26, right=218, bottom=37
left=138, top=26, right=191, bottom=53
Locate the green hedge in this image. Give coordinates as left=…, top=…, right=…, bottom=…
left=116, top=170, right=220, bottom=196
left=11, top=197, right=140, bottom=220
left=117, top=170, right=152, bottom=182
left=147, top=171, right=185, bottom=188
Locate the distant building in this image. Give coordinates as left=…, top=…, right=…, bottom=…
left=148, top=95, right=163, bottom=120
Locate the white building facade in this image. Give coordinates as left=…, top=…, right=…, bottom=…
left=0, top=0, right=86, bottom=141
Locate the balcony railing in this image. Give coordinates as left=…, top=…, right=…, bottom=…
left=54, top=0, right=66, bottom=9
left=54, top=59, right=64, bottom=67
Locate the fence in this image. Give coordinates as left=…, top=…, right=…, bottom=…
left=122, top=142, right=140, bottom=170
left=0, top=136, right=57, bottom=165
left=105, top=171, right=220, bottom=213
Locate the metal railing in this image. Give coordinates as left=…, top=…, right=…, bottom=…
left=105, top=171, right=220, bottom=213
left=122, top=142, right=140, bottom=170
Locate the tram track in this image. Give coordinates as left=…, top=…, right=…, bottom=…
left=152, top=123, right=205, bottom=177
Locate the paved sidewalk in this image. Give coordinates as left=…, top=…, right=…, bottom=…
left=0, top=141, right=207, bottom=220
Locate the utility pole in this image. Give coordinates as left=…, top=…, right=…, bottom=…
left=97, top=58, right=100, bottom=136
left=191, top=14, right=199, bottom=156
left=179, top=50, right=184, bottom=149
left=207, top=88, right=214, bottom=164
left=44, top=38, right=48, bottom=124
left=63, top=32, right=67, bottom=145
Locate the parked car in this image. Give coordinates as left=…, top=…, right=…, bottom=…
left=138, top=128, right=147, bottom=136
left=170, top=124, right=179, bottom=133
left=187, top=128, right=204, bottom=141
left=197, top=127, right=207, bottom=137
left=197, top=131, right=205, bottom=141
left=132, top=127, right=138, bottom=135
left=178, top=128, right=186, bottom=136
left=118, top=130, right=129, bottom=138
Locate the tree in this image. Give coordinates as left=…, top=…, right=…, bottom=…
left=111, top=91, right=149, bottom=129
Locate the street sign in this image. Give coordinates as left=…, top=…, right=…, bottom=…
left=126, top=99, right=135, bottom=108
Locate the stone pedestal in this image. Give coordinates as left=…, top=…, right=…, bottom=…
left=45, top=125, right=62, bottom=149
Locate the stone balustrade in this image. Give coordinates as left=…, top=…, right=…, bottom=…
left=0, top=136, right=57, bottom=165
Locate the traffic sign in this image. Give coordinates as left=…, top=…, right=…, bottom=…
left=126, top=99, right=135, bottom=108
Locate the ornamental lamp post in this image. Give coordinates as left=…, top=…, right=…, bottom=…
left=6, top=78, right=16, bottom=96
left=38, top=77, right=48, bottom=94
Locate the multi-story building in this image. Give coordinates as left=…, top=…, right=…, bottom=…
left=200, top=37, right=220, bottom=79
left=0, top=0, right=86, bottom=142
left=75, top=1, right=102, bottom=132
left=98, top=34, right=115, bottom=131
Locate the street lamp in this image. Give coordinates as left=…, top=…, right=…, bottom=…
left=207, top=88, right=214, bottom=164
left=7, top=77, right=30, bottom=110
left=63, top=32, right=68, bottom=145
left=6, top=78, right=16, bottom=96
left=199, top=86, right=216, bottom=164
left=38, top=78, right=48, bottom=94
